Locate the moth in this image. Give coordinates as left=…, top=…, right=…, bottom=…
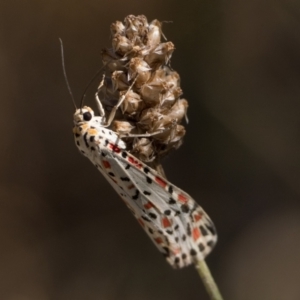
left=72, top=95, right=217, bottom=268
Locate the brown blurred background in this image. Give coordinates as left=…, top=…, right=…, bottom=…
left=1, top=0, right=300, bottom=299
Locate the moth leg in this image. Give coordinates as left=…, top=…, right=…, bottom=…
left=103, top=77, right=138, bottom=128
left=95, top=74, right=106, bottom=118
left=119, top=120, right=177, bottom=139
left=119, top=129, right=166, bottom=138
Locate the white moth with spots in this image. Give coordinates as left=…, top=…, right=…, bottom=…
left=73, top=106, right=217, bottom=268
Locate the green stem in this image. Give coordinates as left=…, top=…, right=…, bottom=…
left=195, top=259, right=224, bottom=300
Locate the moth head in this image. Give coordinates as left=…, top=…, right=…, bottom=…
left=73, top=106, right=94, bottom=124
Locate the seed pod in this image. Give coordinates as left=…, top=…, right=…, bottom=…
left=140, top=84, right=163, bottom=106
left=132, top=138, right=155, bottom=162
left=138, top=108, right=175, bottom=134
left=165, top=99, right=188, bottom=122
left=101, top=48, right=125, bottom=73
left=120, top=90, right=144, bottom=116
left=111, top=21, right=125, bottom=36
left=145, top=42, right=175, bottom=67
left=128, top=57, right=151, bottom=87
left=112, top=120, right=135, bottom=135
left=112, top=35, right=133, bottom=55
left=111, top=70, right=129, bottom=91
left=147, top=19, right=163, bottom=48
left=124, top=15, right=148, bottom=40
left=97, top=15, right=189, bottom=166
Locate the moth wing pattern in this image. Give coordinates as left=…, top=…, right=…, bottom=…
left=73, top=107, right=217, bottom=268
left=92, top=148, right=173, bottom=261
left=115, top=150, right=217, bottom=267
left=90, top=136, right=217, bottom=268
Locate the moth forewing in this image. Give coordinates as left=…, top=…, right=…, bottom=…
left=73, top=107, right=217, bottom=268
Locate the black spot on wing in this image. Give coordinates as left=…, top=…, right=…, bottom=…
left=162, top=247, right=170, bottom=257
left=181, top=204, right=190, bottom=213
left=200, top=225, right=208, bottom=236
left=149, top=212, right=157, bottom=219
left=168, top=198, right=176, bottom=205
left=206, top=224, right=216, bottom=235
left=199, top=243, right=205, bottom=252
left=83, top=132, right=89, bottom=148
left=132, top=190, right=140, bottom=200
left=187, top=224, right=191, bottom=236
left=174, top=257, right=180, bottom=264
left=190, top=248, right=197, bottom=256
left=207, top=240, right=215, bottom=248
left=141, top=216, right=151, bottom=222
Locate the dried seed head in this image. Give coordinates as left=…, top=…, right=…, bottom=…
left=101, top=48, right=125, bottom=73
left=111, top=21, right=125, bottom=36
left=132, top=138, right=155, bottom=162
left=112, top=120, right=135, bottom=135
left=145, top=42, right=175, bottom=67
left=147, top=19, right=164, bottom=48
left=111, top=70, right=129, bottom=91
left=124, top=15, right=148, bottom=41
left=112, top=35, right=133, bottom=55
left=128, top=57, right=151, bottom=86
left=97, top=15, right=190, bottom=167
left=120, top=90, right=144, bottom=116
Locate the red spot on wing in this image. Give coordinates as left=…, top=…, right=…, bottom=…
left=178, top=193, right=188, bottom=204
left=144, top=201, right=154, bottom=209
left=154, top=237, right=163, bottom=244
left=162, top=217, right=172, bottom=228
left=128, top=156, right=142, bottom=169
left=192, top=227, right=201, bottom=241
left=194, top=213, right=202, bottom=222
left=127, top=184, right=135, bottom=190
left=102, top=160, right=111, bottom=169
left=128, top=156, right=135, bottom=164
left=109, top=143, right=121, bottom=153
left=155, top=177, right=167, bottom=188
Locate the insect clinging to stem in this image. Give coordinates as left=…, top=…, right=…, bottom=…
left=60, top=37, right=217, bottom=269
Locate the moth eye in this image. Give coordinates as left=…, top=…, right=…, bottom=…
left=83, top=111, right=92, bottom=121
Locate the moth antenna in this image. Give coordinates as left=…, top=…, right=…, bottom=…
left=59, top=38, right=77, bottom=110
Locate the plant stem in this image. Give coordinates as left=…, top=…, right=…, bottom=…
left=195, top=259, right=224, bottom=300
